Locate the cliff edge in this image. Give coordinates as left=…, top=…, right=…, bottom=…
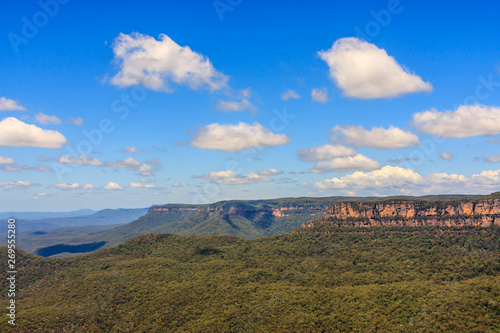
left=301, top=196, right=500, bottom=229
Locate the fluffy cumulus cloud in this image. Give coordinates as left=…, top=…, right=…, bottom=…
left=110, top=32, right=228, bottom=92
left=193, top=169, right=276, bottom=185
left=331, top=125, right=421, bottom=149
left=281, top=89, right=301, bottom=101
left=313, top=166, right=500, bottom=195
left=485, top=154, right=500, bottom=163
left=318, top=38, right=432, bottom=98
left=298, top=143, right=379, bottom=173
left=1, top=163, right=53, bottom=172
left=413, top=104, right=500, bottom=138
left=0, top=180, right=33, bottom=189
left=68, top=117, right=83, bottom=126
left=122, top=145, right=149, bottom=153
left=257, top=168, right=283, bottom=176
left=193, top=170, right=238, bottom=179
left=51, top=183, right=80, bottom=190
left=0, top=97, right=25, bottom=111
left=58, top=155, right=157, bottom=176
left=216, top=89, right=257, bottom=113
left=440, top=152, right=454, bottom=160
left=311, top=87, right=329, bottom=103
left=59, top=155, right=104, bottom=166
left=35, top=113, right=61, bottom=125
left=472, top=170, right=500, bottom=185
left=297, top=144, right=356, bottom=162
left=314, top=166, right=424, bottom=191
left=129, top=182, right=155, bottom=189
left=104, top=182, right=124, bottom=190
left=0, top=156, right=15, bottom=165
left=0, top=117, right=66, bottom=148
left=190, top=122, right=290, bottom=152
left=310, top=154, right=381, bottom=173
left=50, top=183, right=94, bottom=190
left=216, top=99, right=257, bottom=113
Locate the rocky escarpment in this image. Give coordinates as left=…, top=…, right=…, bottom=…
left=301, top=198, right=500, bottom=229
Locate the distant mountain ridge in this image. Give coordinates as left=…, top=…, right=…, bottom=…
left=0, top=209, right=95, bottom=220
left=24, top=194, right=487, bottom=257
left=5, top=208, right=149, bottom=232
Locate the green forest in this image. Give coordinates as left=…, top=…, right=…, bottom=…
left=2, top=225, right=499, bottom=332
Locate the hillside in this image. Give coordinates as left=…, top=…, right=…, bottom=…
left=1, top=226, right=499, bottom=332
left=24, top=195, right=484, bottom=257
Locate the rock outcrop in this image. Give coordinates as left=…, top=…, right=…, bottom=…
left=301, top=198, right=500, bottom=229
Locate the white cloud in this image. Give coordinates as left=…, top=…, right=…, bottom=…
left=58, top=155, right=157, bottom=176
left=110, top=32, right=228, bottom=92
left=104, top=182, right=124, bottom=190
left=51, top=183, right=80, bottom=190
left=33, top=193, right=47, bottom=200
left=281, top=89, right=301, bottom=101
left=35, top=113, right=62, bottom=125
left=122, top=145, right=149, bottom=153
left=313, top=166, right=500, bottom=195
left=59, top=155, right=104, bottom=166
left=331, top=125, right=421, bottom=149
left=485, top=154, right=500, bottom=163
left=140, top=178, right=156, bottom=183
left=172, top=182, right=183, bottom=187
left=190, top=122, right=290, bottom=152
left=0, top=156, right=15, bottom=164
left=107, top=157, right=154, bottom=176
left=413, top=105, right=500, bottom=138
left=310, top=154, right=381, bottom=173
left=318, top=37, right=432, bottom=98
left=216, top=98, right=257, bottom=112
left=0, top=162, right=53, bottom=172
left=440, top=152, right=454, bottom=160
left=0, top=97, right=25, bottom=111
left=129, top=182, right=155, bottom=188
left=216, top=88, right=257, bottom=113
left=257, top=168, right=283, bottom=176
left=193, top=169, right=273, bottom=185
left=193, top=170, right=238, bottom=179
left=82, top=184, right=95, bottom=189
left=217, top=173, right=273, bottom=185
left=314, top=166, right=423, bottom=190
left=68, top=117, right=83, bottom=126
left=297, top=144, right=356, bottom=162
left=311, top=87, right=329, bottom=103
left=0, top=181, right=33, bottom=189
left=0, top=117, right=66, bottom=148
left=472, top=170, right=500, bottom=185
left=37, top=165, right=53, bottom=172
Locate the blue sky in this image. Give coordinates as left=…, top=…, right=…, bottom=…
left=1, top=0, right=500, bottom=211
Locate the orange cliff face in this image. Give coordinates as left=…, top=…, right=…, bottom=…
left=306, top=198, right=500, bottom=228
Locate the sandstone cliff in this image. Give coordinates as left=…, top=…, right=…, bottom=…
left=301, top=198, right=500, bottom=228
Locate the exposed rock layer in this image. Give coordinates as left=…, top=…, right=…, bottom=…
left=301, top=199, right=500, bottom=228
